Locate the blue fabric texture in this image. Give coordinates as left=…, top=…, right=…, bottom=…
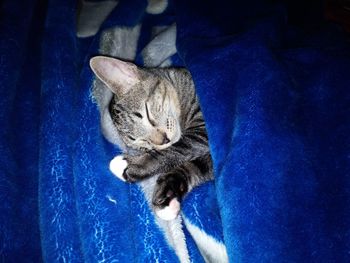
left=1, top=0, right=350, bottom=262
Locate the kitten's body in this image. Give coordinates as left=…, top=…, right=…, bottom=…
left=90, top=57, right=213, bottom=220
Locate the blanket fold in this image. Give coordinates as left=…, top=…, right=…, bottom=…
left=176, top=1, right=350, bottom=261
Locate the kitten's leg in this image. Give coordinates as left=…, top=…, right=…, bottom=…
left=109, top=152, right=166, bottom=182
left=109, top=153, right=160, bottom=182
left=152, top=156, right=213, bottom=220
left=109, top=125, right=210, bottom=183
left=121, top=129, right=210, bottom=181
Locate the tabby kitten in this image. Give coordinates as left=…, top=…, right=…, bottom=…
left=90, top=56, right=213, bottom=220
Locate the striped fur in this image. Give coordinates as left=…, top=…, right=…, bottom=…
left=90, top=56, right=213, bottom=213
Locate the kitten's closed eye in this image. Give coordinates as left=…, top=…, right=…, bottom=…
left=127, top=135, right=136, bottom=141
left=133, top=112, right=143, bottom=118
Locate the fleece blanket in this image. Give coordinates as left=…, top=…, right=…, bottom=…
left=1, top=0, right=350, bottom=262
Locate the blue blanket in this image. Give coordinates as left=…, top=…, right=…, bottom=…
left=1, top=0, right=350, bottom=262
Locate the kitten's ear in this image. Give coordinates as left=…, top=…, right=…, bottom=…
left=89, top=56, right=140, bottom=95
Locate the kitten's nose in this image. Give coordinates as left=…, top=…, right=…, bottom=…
left=162, top=135, right=170, bottom=145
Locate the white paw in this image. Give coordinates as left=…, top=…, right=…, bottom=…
left=155, top=198, right=180, bottom=221
left=109, top=155, right=128, bottom=182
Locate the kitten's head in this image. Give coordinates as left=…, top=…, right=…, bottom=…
left=90, top=56, right=182, bottom=151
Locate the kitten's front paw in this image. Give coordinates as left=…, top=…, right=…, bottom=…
left=152, top=173, right=187, bottom=221
left=109, top=155, right=128, bottom=182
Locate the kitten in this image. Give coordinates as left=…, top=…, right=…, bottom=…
left=90, top=56, right=213, bottom=220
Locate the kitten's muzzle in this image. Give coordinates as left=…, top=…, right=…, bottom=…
left=152, top=133, right=170, bottom=146
left=150, top=132, right=172, bottom=150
